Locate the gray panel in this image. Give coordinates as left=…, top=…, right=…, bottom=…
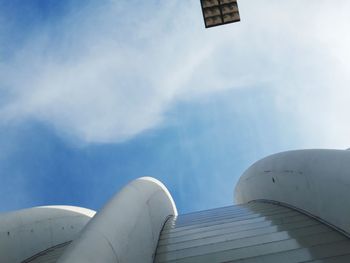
left=155, top=202, right=350, bottom=263
left=157, top=221, right=325, bottom=252
left=167, top=203, right=284, bottom=222
left=226, top=240, right=350, bottom=263
left=164, top=205, right=289, bottom=230
left=159, top=213, right=311, bottom=242
left=156, top=231, right=345, bottom=262
left=162, top=209, right=298, bottom=235
left=305, top=253, right=350, bottom=263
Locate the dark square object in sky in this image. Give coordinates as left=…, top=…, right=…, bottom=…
left=201, top=0, right=240, bottom=28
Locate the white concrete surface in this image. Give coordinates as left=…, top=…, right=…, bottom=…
left=235, top=149, right=350, bottom=235
left=0, top=205, right=95, bottom=263
left=58, top=177, right=177, bottom=263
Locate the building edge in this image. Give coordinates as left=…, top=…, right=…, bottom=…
left=234, top=149, right=350, bottom=236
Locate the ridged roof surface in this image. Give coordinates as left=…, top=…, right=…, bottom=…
left=155, top=202, right=350, bottom=263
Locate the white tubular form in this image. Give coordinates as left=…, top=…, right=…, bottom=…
left=235, top=149, right=350, bottom=236
left=0, top=206, right=95, bottom=263
left=58, top=177, right=178, bottom=263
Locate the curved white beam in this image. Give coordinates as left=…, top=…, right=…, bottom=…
left=235, top=149, right=350, bottom=235
left=0, top=205, right=95, bottom=263
left=58, top=177, right=177, bottom=263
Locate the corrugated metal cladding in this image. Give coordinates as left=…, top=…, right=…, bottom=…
left=22, top=242, right=70, bottom=263
left=155, top=202, right=350, bottom=263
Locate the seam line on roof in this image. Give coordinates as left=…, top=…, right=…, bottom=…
left=252, top=199, right=350, bottom=239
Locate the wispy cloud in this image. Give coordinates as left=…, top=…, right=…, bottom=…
left=1, top=1, right=350, bottom=147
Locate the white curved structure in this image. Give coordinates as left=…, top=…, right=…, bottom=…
left=235, top=149, right=350, bottom=236
left=0, top=206, right=95, bottom=263
left=58, top=177, right=177, bottom=263
left=2, top=149, right=350, bottom=262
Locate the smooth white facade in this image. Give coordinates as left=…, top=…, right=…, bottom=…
left=58, top=177, right=177, bottom=263
left=0, top=206, right=95, bottom=263
left=235, top=149, right=350, bottom=236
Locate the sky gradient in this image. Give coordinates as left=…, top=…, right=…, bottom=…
left=1, top=0, right=350, bottom=214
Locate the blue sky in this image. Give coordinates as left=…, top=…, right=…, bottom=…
left=1, top=1, right=350, bottom=214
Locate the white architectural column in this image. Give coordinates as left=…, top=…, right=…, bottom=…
left=58, top=177, right=177, bottom=263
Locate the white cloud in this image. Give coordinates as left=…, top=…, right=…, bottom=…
left=1, top=1, right=350, bottom=147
